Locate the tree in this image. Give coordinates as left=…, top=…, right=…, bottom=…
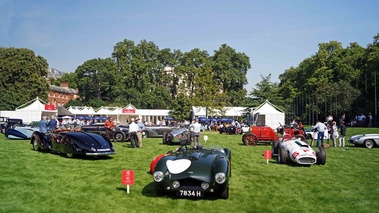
left=0, top=47, right=49, bottom=110
left=75, top=58, right=117, bottom=105
left=213, top=44, right=250, bottom=105
left=169, top=93, right=192, bottom=121
left=190, top=58, right=227, bottom=118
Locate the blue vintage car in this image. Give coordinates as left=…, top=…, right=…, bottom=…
left=3, top=118, right=39, bottom=139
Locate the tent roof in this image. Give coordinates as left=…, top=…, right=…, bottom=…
left=253, top=100, right=284, bottom=114
left=192, top=106, right=247, bottom=117
left=96, top=106, right=122, bottom=115
left=137, top=109, right=169, bottom=116
left=57, top=106, right=73, bottom=116
left=16, top=97, right=57, bottom=112
left=68, top=106, right=96, bottom=115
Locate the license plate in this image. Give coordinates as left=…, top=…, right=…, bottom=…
left=177, top=190, right=203, bottom=197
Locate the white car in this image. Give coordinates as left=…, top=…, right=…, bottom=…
left=272, top=134, right=326, bottom=165
left=305, top=128, right=330, bottom=140
left=241, top=124, right=250, bottom=133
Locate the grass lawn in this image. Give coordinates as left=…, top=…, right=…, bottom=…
left=0, top=127, right=379, bottom=213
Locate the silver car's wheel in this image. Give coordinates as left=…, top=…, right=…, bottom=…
left=142, top=131, right=149, bottom=138
left=162, top=132, right=167, bottom=144
left=364, top=140, right=374, bottom=148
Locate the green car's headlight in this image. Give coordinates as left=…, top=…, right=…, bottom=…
left=172, top=181, right=180, bottom=189
left=215, top=172, right=226, bottom=184
left=153, top=171, right=164, bottom=182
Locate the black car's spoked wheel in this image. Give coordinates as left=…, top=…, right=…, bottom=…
left=32, top=140, right=40, bottom=151
left=243, top=133, right=258, bottom=146
left=113, top=132, right=125, bottom=142
left=31, top=134, right=40, bottom=151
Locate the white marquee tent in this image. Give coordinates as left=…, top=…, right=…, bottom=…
left=0, top=97, right=57, bottom=124
left=191, top=106, right=247, bottom=119
left=252, top=100, right=285, bottom=129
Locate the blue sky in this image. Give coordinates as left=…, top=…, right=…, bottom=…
left=1, top=0, right=378, bottom=92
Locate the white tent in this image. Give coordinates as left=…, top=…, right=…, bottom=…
left=191, top=106, right=246, bottom=119
left=252, top=100, right=285, bottom=130
left=68, top=106, right=96, bottom=117
left=0, top=97, right=58, bottom=124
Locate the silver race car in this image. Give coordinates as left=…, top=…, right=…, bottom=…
left=349, top=134, right=379, bottom=148
left=272, top=134, right=326, bottom=165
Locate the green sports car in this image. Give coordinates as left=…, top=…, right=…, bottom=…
left=151, top=143, right=231, bottom=199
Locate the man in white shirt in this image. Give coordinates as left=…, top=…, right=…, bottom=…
left=191, top=119, right=202, bottom=148
left=313, top=120, right=327, bottom=147
left=128, top=118, right=139, bottom=148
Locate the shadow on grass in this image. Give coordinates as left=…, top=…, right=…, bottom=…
left=111, top=181, right=226, bottom=200
left=30, top=148, right=114, bottom=160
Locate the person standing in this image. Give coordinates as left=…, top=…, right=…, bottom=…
left=191, top=118, right=202, bottom=148
left=128, top=118, right=138, bottom=148
left=368, top=113, right=373, bottom=127
left=136, top=117, right=145, bottom=147
left=313, top=120, right=327, bottom=147
left=47, top=115, right=58, bottom=132
left=104, top=117, right=115, bottom=140
left=331, top=121, right=338, bottom=148
left=39, top=116, right=48, bottom=134
left=339, top=121, right=347, bottom=147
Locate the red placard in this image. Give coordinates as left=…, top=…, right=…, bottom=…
left=44, top=104, right=56, bottom=110
left=122, top=108, right=135, bottom=113
left=264, top=150, right=272, bottom=159
left=122, top=170, right=135, bottom=185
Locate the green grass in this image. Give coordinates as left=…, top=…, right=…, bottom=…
left=1, top=128, right=379, bottom=213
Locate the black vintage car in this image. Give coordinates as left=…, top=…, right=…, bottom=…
left=80, top=124, right=129, bottom=142
left=0, top=118, right=23, bottom=134
left=151, top=143, right=231, bottom=199
left=31, top=128, right=115, bottom=158
left=218, top=125, right=242, bottom=135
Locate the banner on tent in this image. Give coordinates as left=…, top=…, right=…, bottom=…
left=122, top=108, right=135, bottom=113
left=44, top=104, right=56, bottom=110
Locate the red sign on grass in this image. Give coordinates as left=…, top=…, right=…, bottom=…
left=122, top=170, right=135, bottom=185
left=264, top=150, right=272, bottom=159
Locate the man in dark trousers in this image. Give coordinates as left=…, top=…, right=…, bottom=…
left=104, top=117, right=115, bottom=140
left=47, top=115, right=58, bottom=132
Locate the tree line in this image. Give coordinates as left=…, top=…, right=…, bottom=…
left=1, top=33, right=378, bottom=124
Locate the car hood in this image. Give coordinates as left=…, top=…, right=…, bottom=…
left=164, top=151, right=220, bottom=182
left=169, top=128, right=188, bottom=136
